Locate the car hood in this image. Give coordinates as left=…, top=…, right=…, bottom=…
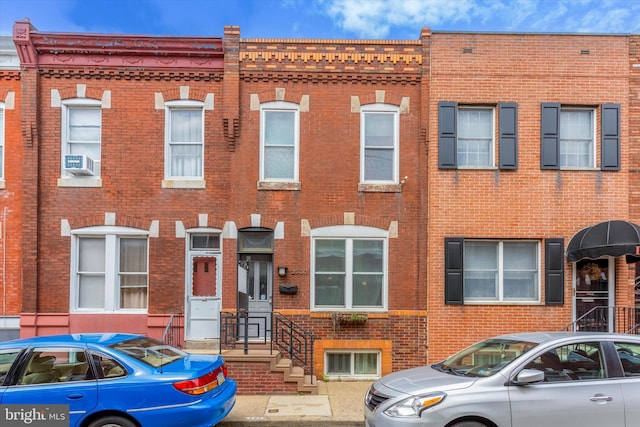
left=377, top=365, right=476, bottom=395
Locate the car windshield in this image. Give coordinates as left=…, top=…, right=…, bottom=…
left=433, top=338, right=538, bottom=377
left=111, top=337, right=187, bottom=367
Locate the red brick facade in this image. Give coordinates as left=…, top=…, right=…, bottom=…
left=7, top=21, right=640, bottom=378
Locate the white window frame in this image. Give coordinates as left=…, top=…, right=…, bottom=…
left=70, top=226, right=149, bottom=313
left=457, top=106, right=495, bottom=168
left=463, top=240, right=541, bottom=304
left=259, top=101, right=300, bottom=182
left=360, top=104, right=399, bottom=184
left=61, top=99, right=102, bottom=177
left=0, top=102, right=4, bottom=180
left=559, top=107, right=596, bottom=169
left=311, top=225, right=388, bottom=311
left=164, top=100, right=205, bottom=180
left=325, top=350, right=381, bottom=379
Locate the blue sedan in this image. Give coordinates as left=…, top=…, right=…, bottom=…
left=0, top=333, right=236, bottom=427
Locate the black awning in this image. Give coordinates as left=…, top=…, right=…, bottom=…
left=566, top=220, right=640, bottom=263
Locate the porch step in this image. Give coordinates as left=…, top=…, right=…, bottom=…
left=184, top=340, right=220, bottom=351
left=212, top=349, right=318, bottom=395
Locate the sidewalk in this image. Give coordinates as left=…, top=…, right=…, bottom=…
left=218, top=380, right=372, bottom=426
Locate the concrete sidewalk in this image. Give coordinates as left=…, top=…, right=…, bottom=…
left=218, top=380, right=372, bottom=426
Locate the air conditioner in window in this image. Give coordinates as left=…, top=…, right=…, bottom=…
left=63, top=154, right=95, bottom=176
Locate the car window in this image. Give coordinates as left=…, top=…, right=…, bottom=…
left=89, top=351, right=127, bottom=379
left=614, top=342, right=640, bottom=377
left=110, top=336, right=186, bottom=367
left=0, top=349, right=21, bottom=385
left=436, top=338, right=537, bottom=377
left=525, top=342, right=603, bottom=382
left=18, top=347, right=94, bottom=385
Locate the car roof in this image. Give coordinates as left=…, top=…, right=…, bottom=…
left=0, top=333, right=145, bottom=347
left=493, top=331, right=640, bottom=344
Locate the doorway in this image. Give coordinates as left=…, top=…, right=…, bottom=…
left=237, top=254, right=273, bottom=340
left=573, top=258, right=614, bottom=332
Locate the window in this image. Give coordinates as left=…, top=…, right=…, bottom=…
left=541, top=103, right=620, bottom=170
left=614, top=342, right=640, bottom=377
left=0, top=103, right=4, bottom=179
left=457, top=107, right=494, bottom=167
left=62, top=100, right=101, bottom=176
left=312, top=226, right=387, bottom=310
left=445, top=237, right=555, bottom=305
left=325, top=351, right=380, bottom=379
left=361, top=104, right=399, bottom=183
left=260, top=101, right=299, bottom=182
left=438, top=102, right=518, bottom=169
left=463, top=241, right=539, bottom=302
left=165, top=101, right=204, bottom=179
left=524, top=342, right=603, bottom=382
left=72, top=227, right=148, bottom=312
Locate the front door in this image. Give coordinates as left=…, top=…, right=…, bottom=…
left=574, top=258, right=614, bottom=332
left=186, top=255, right=221, bottom=340
left=238, top=254, right=272, bottom=340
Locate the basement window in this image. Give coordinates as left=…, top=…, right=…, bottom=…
left=325, top=350, right=380, bottom=379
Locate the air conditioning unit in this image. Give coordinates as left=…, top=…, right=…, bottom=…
left=64, top=154, right=95, bottom=176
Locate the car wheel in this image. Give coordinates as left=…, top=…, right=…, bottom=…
left=451, top=422, right=487, bottom=427
left=87, top=415, right=137, bottom=427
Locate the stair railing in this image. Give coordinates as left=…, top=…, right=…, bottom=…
left=563, top=306, right=640, bottom=334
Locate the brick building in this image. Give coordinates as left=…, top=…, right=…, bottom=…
left=9, top=20, right=640, bottom=381
left=0, top=35, right=22, bottom=341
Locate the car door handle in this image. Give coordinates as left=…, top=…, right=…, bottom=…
left=590, top=394, right=613, bottom=402
left=67, top=393, right=84, bottom=399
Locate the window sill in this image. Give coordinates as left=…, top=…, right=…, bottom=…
left=258, top=181, right=301, bottom=191
left=358, top=183, right=402, bottom=193
left=0, top=179, right=5, bottom=190
left=463, top=301, right=543, bottom=306
left=162, top=179, right=206, bottom=189
left=58, top=177, right=102, bottom=188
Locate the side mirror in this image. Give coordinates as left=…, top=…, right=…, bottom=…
left=513, top=369, right=545, bottom=385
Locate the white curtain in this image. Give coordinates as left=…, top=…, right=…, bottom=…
left=170, top=109, right=202, bottom=177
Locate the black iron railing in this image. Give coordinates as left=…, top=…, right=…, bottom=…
left=162, top=310, right=184, bottom=349
left=220, top=311, right=315, bottom=382
left=564, top=306, right=640, bottom=334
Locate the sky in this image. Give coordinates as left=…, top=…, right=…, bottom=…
left=0, top=0, right=639, bottom=40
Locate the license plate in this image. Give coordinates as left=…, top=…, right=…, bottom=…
left=217, top=371, right=225, bottom=385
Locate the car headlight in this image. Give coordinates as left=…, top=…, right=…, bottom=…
left=383, top=392, right=447, bottom=418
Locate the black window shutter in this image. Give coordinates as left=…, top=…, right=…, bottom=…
left=601, top=104, right=620, bottom=171
left=438, top=102, right=457, bottom=169
left=499, top=102, right=518, bottom=169
left=545, top=238, right=565, bottom=305
left=445, top=237, right=464, bottom=305
left=540, top=103, right=560, bottom=169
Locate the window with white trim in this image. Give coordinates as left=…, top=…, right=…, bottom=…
left=457, top=107, right=494, bottom=167
left=325, top=350, right=380, bottom=379
left=260, top=101, right=299, bottom=182
left=165, top=101, right=204, bottom=179
left=312, top=225, right=387, bottom=310
left=72, top=227, right=148, bottom=312
left=464, top=240, right=540, bottom=302
left=361, top=104, right=399, bottom=183
left=559, top=108, right=594, bottom=168
left=62, top=100, right=101, bottom=176
left=0, top=103, right=4, bottom=179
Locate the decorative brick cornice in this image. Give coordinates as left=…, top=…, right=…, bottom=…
left=13, top=20, right=224, bottom=71
left=38, top=68, right=223, bottom=82
left=241, top=72, right=420, bottom=85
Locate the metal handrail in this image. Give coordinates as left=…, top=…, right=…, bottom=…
left=162, top=310, right=184, bottom=348
left=563, top=306, right=640, bottom=334
left=219, top=311, right=316, bottom=382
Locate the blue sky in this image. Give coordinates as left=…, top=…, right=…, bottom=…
left=1, top=0, right=639, bottom=40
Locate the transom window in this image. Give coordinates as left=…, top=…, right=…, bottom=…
left=165, top=101, right=204, bottom=179
left=559, top=108, right=594, bottom=168
left=325, top=351, right=380, bottom=379
left=312, top=226, right=387, bottom=310
left=361, top=104, right=399, bottom=183
left=260, top=101, right=299, bottom=182
left=464, top=240, right=539, bottom=302
left=72, top=227, right=148, bottom=312
left=62, top=100, right=102, bottom=176
left=457, top=107, right=494, bottom=167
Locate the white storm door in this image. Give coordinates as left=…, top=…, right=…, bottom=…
left=186, top=255, right=221, bottom=340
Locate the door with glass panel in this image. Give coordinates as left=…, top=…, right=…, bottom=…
left=238, top=254, right=272, bottom=340
left=185, top=233, right=222, bottom=341
left=573, top=258, right=613, bottom=332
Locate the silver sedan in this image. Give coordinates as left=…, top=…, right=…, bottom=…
left=364, top=332, right=640, bottom=427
